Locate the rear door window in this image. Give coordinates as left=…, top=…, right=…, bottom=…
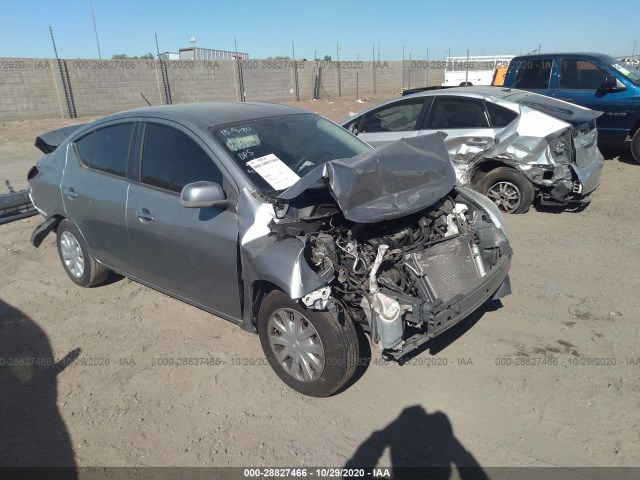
left=426, top=97, right=490, bottom=129
left=141, top=123, right=223, bottom=194
left=514, top=58, right=554, bottom=89
left=74, top=123, right=134, bottom=177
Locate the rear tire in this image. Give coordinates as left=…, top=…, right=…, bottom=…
left=56, top=219, right=109, bottom=287
left=476, top=167, right=535, bottom=214
left=631, top=129, right=640, bottom=165
left=258, top=290, right=359, bottom=397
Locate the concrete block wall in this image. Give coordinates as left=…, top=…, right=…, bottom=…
left=0, top=57, right=446, bottom=121
left=168, top=60, right=237, bottom=104
left=0, top=58, right=66, bottom=120
left=402, top=59, right=446, bottom=89
left=241, top=60, right=298, bottom=102
left=66, top=59, right=162, bottom=117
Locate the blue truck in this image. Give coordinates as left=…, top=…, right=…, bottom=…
left=502, top=53, right=640, bottom=163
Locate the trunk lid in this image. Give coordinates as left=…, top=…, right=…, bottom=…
left=35, top=124, right=87, bottom=153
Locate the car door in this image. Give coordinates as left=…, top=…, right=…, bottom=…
left=61, top=121, right=136, bottom=271
left=552, top=57, right=635, bottom=144
left=418, top=96, right=496, bottom=162
left=349, top=97, right=430, bottom=147
left=126, top=120, right=242, bottom=320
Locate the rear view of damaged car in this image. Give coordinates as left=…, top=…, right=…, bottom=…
left=28, top=103, right=511, bottom=397
left=341, top=87, right=604, bottom=213
left=470, top=90, right=604, bottom=212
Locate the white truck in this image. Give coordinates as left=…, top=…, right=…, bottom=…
left=442, top=55, right=514, bottom=86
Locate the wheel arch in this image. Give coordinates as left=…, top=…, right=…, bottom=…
left=470, top=159, right=518, bottom=186
left=249, top=280, right=284, bottom=332
left=629, top=118, right=640, bottom=139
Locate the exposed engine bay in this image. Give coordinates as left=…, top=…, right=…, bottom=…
left=270, top=189, right=512, bottom=361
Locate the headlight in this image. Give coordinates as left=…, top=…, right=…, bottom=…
left=457, top=187, right=509, bottom=237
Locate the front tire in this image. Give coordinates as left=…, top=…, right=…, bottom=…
left=56, top=219, right=109, bottom=287
left=258, top=290, right=359, bottom=397
left=631, top=129, right=640, bottom=165
left=476, top=167, right=535, bottom=214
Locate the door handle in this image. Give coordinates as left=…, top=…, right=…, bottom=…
left=63, top=187, right=78, bottom=199
left=134, top=208, right=154, bottom=222
left=467, top=138, right=490, bottom=147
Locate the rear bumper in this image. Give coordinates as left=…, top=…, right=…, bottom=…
left=0, top=191, right=37, bottom=225
left=573, top=149, right=604, bottom=196
left=537, top=150, right=604, bottom=206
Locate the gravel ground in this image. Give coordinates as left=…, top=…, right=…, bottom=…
left=1, top=97, right=639, bottom=473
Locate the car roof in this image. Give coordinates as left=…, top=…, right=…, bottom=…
left=340, top=86, right=600, bottom=125
left=510, top=52, right=611, bottom=60
left=98, top=102, right=310, bottom=129
left=403, top=86, right=526, bottom=101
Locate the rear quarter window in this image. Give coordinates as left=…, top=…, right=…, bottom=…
left=486, top=103, right=518, bottom=128
left=74, top=123, right=134, bottom=177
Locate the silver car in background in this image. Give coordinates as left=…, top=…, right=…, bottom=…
left=341, top=87, right=604, bottom=213
left=28, top=103, right=512, bottom=397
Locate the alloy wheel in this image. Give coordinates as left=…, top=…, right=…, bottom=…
left=60, top=231, right=85, bottom=278
left=486, top=181, right=522, bottom=213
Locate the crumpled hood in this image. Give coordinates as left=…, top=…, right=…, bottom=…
left=279, top=132, right=455, bottom=223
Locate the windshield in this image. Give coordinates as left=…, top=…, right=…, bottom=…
left=211, top=114, right=371, bottom=196
left=605, top=55, right=640, bottom=85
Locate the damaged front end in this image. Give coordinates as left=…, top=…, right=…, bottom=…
left=271, top=190, right=511, bottom=361
left=264, top=135, right=512, bottom=361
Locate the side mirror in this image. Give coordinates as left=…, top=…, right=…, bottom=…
left=348, top=123, right=359, bottom=135
left=601, top=75, right=622, bottom=91
left=180, top=181, right=226, bottom=208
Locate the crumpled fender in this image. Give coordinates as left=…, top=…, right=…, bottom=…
left=454, top=103, right=573, bottom=186
left=236, top=188, right=326, bottom=302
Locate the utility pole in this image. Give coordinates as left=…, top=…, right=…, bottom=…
left=425, top=47, right=429, bottom=86
left=291, top=41, right=299, bottom=101
left=89, top=0, right=102, bottom=59
left=632, top=39, right=638, bottom=59
left=336, top=43, right=341, bottom=97
left=402, top=46, right=405, bottom=89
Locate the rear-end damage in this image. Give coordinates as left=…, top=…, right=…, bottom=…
left=459, top=104, right=603, bottom=208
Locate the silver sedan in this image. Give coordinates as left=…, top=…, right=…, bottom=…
left=341, top=87, right=604, bottom=213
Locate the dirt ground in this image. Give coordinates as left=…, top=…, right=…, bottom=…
left=1, top=96, right=639, bottom=472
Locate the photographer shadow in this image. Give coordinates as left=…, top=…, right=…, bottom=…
left=0, top=298, right=78, bottom=475
left=344, top=405, right=488, bottom=480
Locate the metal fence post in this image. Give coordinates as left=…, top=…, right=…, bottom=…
left=49, top=26, right=76, bottom=118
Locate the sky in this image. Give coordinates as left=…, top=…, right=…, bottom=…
left=1, top=0, right=639, bottom=60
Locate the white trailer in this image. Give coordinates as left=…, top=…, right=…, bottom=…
left=442, top=55, right=514, bottom=86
